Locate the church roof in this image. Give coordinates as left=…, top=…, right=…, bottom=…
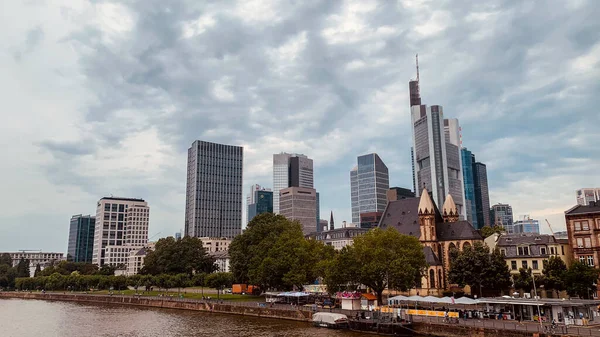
left=442, top=194, right=457, bottom=215
left=436, top=221, right=483, bottom=241
left=418, top=188, right=435, bottom=214
left=423, top=246, right=442, bottom=266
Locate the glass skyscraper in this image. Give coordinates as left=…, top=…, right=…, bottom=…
left=67, top=214, right=96, bottom=263
left=185, top=140, right=243, bottom=239
left=474, top=162, right=491, bottom=228
left=350, top=153, right=389, bottom=224
left=247, top=187, right=273, bottom=223
left=461, top=148, right=478, bottom=228
left=491, top=203, right=514, bottom=232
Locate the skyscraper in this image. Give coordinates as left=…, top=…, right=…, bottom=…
left=512, top=215, right=540, bottom=234
left=491, top=203, right=514, bottom=232
left=246, top=185, right=273, bottom=224
left=185, top=140, right=243, bottom=239
left=576, top=188, right=600, bottom=206
left=350, top=153, right=390, bottom=224
left=279, top=186, right=317, bottom=234
left=473, top=162, right=491, bottom=228
left=461, top=148, right=477, bottom=228
left=92, top=197, right=149, bottom=266
left=272, top=153, right=313, bottom=214
left=67, top=214, right=96, bottom=263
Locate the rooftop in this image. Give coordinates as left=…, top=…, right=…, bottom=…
left=497, top=233, right=561, bottom=246
left=100, top=197, right=146, bottom=202
left=565, top=202, right=600, bottom=215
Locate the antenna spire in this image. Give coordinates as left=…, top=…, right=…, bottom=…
left=416, top=54, right=419, bottom=83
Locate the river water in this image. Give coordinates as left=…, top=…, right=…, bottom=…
left=0, top=299, right=367, bottom=337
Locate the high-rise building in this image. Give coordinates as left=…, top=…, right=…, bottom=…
left=67, top=214, right=96, bottom=263
left=461, top=148, right=477, bottom=228
left=512, top=215, right=540, bottom=234
left=316, top=192, right=320, bottom=230
left=185, top=140, right=243, bottom=239
left=272, top=153, right=313, bottom=214
left=387, top=187, right=415, bottom=202
left=409, top=70, right=466, bottom=219
left=279, top=187, right=317, bottom=234
left=473, top=162, right=491, bottom=228
left=318, top=219, right=329, bottom=232
left=350, top=153, right=389, bottom=224
left=491, top=203, right=513, bottom=233
left=92, top=197, right=149, bottom=266
left=247, top=185, right=273, bottom=223
left=576, top=188, right=600, bottom=206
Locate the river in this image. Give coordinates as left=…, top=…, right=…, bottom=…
left=0, top=298, right=367, bottom=337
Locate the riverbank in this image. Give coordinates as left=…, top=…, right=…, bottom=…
left=0, top=292, right=581, bottom=337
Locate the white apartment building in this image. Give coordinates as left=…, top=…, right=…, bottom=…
left=199, top=237, right=231, bottom=253
left=3, top=251, right=64, bottom=267
left=92, top=197, right=150, bottom=267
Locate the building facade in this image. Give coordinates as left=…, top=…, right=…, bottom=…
left=491, top=203, right=514, bottom=232
left=379, top=190, right=483, bottom=295
left=318, top=219, right=329, bottom=233
left=210, top=250, right=230, bottom=272
left=386, top=187, right=415, bottom=201
left=306, top=224, right=369, bottom=250
left=576, top=188, right=600, bottom=206
left=473, top=162, right=491, bottom=228
left=350, top=153, right=389, bottom=224
left=3, top=251, right=64, bottom=268
left=67, top=214, right=96, bottom=263
left=565, top=202, right=600, bottom=297
left=185, top=140, right=243, bottom=239
left=199, top=237, right=232, bottom=253
left=272, top=153, right=313, bottom=214
left=489, top=234, right=572, bottom=278
left=92, top=197, right=149, bottom=266
left=279, top=186, right=317, bottom=234
left=513, top=216, right=540, bottom=234
left=461, top=148, right=477, bottom=228
left=247, top=185, right=273, bottom=224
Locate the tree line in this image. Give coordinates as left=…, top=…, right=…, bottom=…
left=0, top=254, right=30, bottom=289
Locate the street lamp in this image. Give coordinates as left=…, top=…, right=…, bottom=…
left=531, top=270, right=542, bottom=328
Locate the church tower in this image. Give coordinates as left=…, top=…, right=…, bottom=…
left=442, top=194, right=459, bottom=223
left=418, top=188, right=437, bottom=242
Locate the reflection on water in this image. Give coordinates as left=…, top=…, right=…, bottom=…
left=0, top=299, right=365, bottom=337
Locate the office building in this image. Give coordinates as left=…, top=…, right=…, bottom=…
left=279, top=186, right=317, bottom=234
left=360, top=212, right=383, bottom=229
left=576, top=188, right=600, bottom=206
left=92, top=197, right=150, bottom=266
left=185, top=140, right=243, bottom=239
left=2, top=251, right=64, bottom=268
left=246, top=185, right=273, bottom=224
left=67, top=214, right=96, bottom=263
left=513, top=215, right=540, bottom=234
left=350, top=153, right=389, bottom=224
left=386, top=187, right=415, bottom=202
left=461, top=148, right=477, bottom=228
left=316, top=192, right=320, bottom=230
left=272, top=153, right=313, bottom=214
left=175, top=231, right=182, bottom=240
left=491, top=203, right=514, bottom=233
left=473, top=162, right=491, bottom=228
left=409, top=75, right=466, bottom=219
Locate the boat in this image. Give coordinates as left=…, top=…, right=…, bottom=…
left=312, top=312, right=349, bottom=329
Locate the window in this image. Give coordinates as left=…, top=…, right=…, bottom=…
left=561, top=246, right=565, bottom=255
left=532, top=260, right=539, bottom=270
left=585, top=237, right=592, bottom=248
left=583, top=221, right=590, bottom=230
left=522, top=261, right=528, bottom=269
left=588, top=256, right=595, bottom=267
left=500, top=249, right=506, bottom=256
left=579, top=256, right=586, bottom=263
left=574, top=221, right=582, bottom=231
left=550, top=247, right=556, bottom=255
left=541, top=247, right=547, bottom=255
left=511, top=261, right=517, bottom=270
left=518, top=246, right=530, bottom=256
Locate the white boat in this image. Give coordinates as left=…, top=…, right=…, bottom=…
left=312, top=312, right=349, bottom=329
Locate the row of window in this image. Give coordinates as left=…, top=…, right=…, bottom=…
left=578, top=255, right=595, bottom=266
left=511, top=260, right=543, bottom=270
left=573, top=219, right=600, bottom=231
left=576, top=237, right=592, bottom=248
left=502, top=245, right=565, bottom=256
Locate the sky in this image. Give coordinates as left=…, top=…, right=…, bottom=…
left=1, top=0, right=599, bottom=253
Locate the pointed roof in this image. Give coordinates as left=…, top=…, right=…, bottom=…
left=418, top=188, right=434, bottom=214
left=329, top=211, right=334, bottom=230
left=442, top=194, right=457, bottom=215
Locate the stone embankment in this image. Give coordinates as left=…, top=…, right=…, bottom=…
left=0, top=292, right=575, bottom=337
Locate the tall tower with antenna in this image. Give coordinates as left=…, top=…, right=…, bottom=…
left=409, top=54, right=421, bottom=107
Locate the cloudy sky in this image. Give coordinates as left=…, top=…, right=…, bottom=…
left=1, top=0, right=599, bottom=252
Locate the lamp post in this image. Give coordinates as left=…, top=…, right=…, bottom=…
left=531, top=269, right=542, bottom=328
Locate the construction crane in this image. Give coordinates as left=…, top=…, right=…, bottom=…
left=545, top=219, right=555, bottom=236
left=148, top=232, right=162, bottom=241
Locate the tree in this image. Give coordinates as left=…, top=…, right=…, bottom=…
left=205, top=272, right=233, bottom=298
left=323, top=247, right=361, bottom=294
left=448, top=242, right=512, bottom=296
left=513, top=268, right=534, bottom=293
left=564, top=261, right=600, bottom=299
left=335, top=227, right=427, bottom=304
left=0, top=253, right=12, bottom=267
left=480, top=225, right=505, bottom=238
left=141, top=236, right=216, bottom=276
left=543, top=256, right=567, bottom=297
left=34, top=264, right=42, bottom=277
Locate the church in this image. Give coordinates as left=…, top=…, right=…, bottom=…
left=378, top=188, right=483, bottom=295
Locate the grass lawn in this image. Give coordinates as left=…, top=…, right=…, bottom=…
left=90, top=289, right=264, bottom=302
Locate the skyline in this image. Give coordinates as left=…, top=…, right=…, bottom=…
left=1, top=0, right=599, bottom=251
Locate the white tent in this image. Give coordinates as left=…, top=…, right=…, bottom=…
left=387, top=295, right=479, bottom=305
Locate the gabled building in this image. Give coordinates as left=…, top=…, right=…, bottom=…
left=379, top=189, right=483, bottom=295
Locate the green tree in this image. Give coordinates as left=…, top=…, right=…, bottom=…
left=336, top=228, right=427, bottom=304
left=543, top=256, right=567, bottom=297
left=34, top=264, right=42, bottom=277
left=0, top=253, right=12, bottom=267
left=16, top=258, right=30, bottom=278
left=141, top=236, right=216, bottom=276
left=512, top=268, right=533, bottom=293
left=564, top=261, right=600, bottom=299
left=448, top=242, right=512, bottom=296
left=322, top=247, right=360, bottom=294
left=171, top=274, right=191, bottom=294
left=205, top=272, right=233, bottom=298
left=480, top=225, right=505, bottom=238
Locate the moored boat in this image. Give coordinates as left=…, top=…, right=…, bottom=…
left=312, top=312, right=349, bottom=329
